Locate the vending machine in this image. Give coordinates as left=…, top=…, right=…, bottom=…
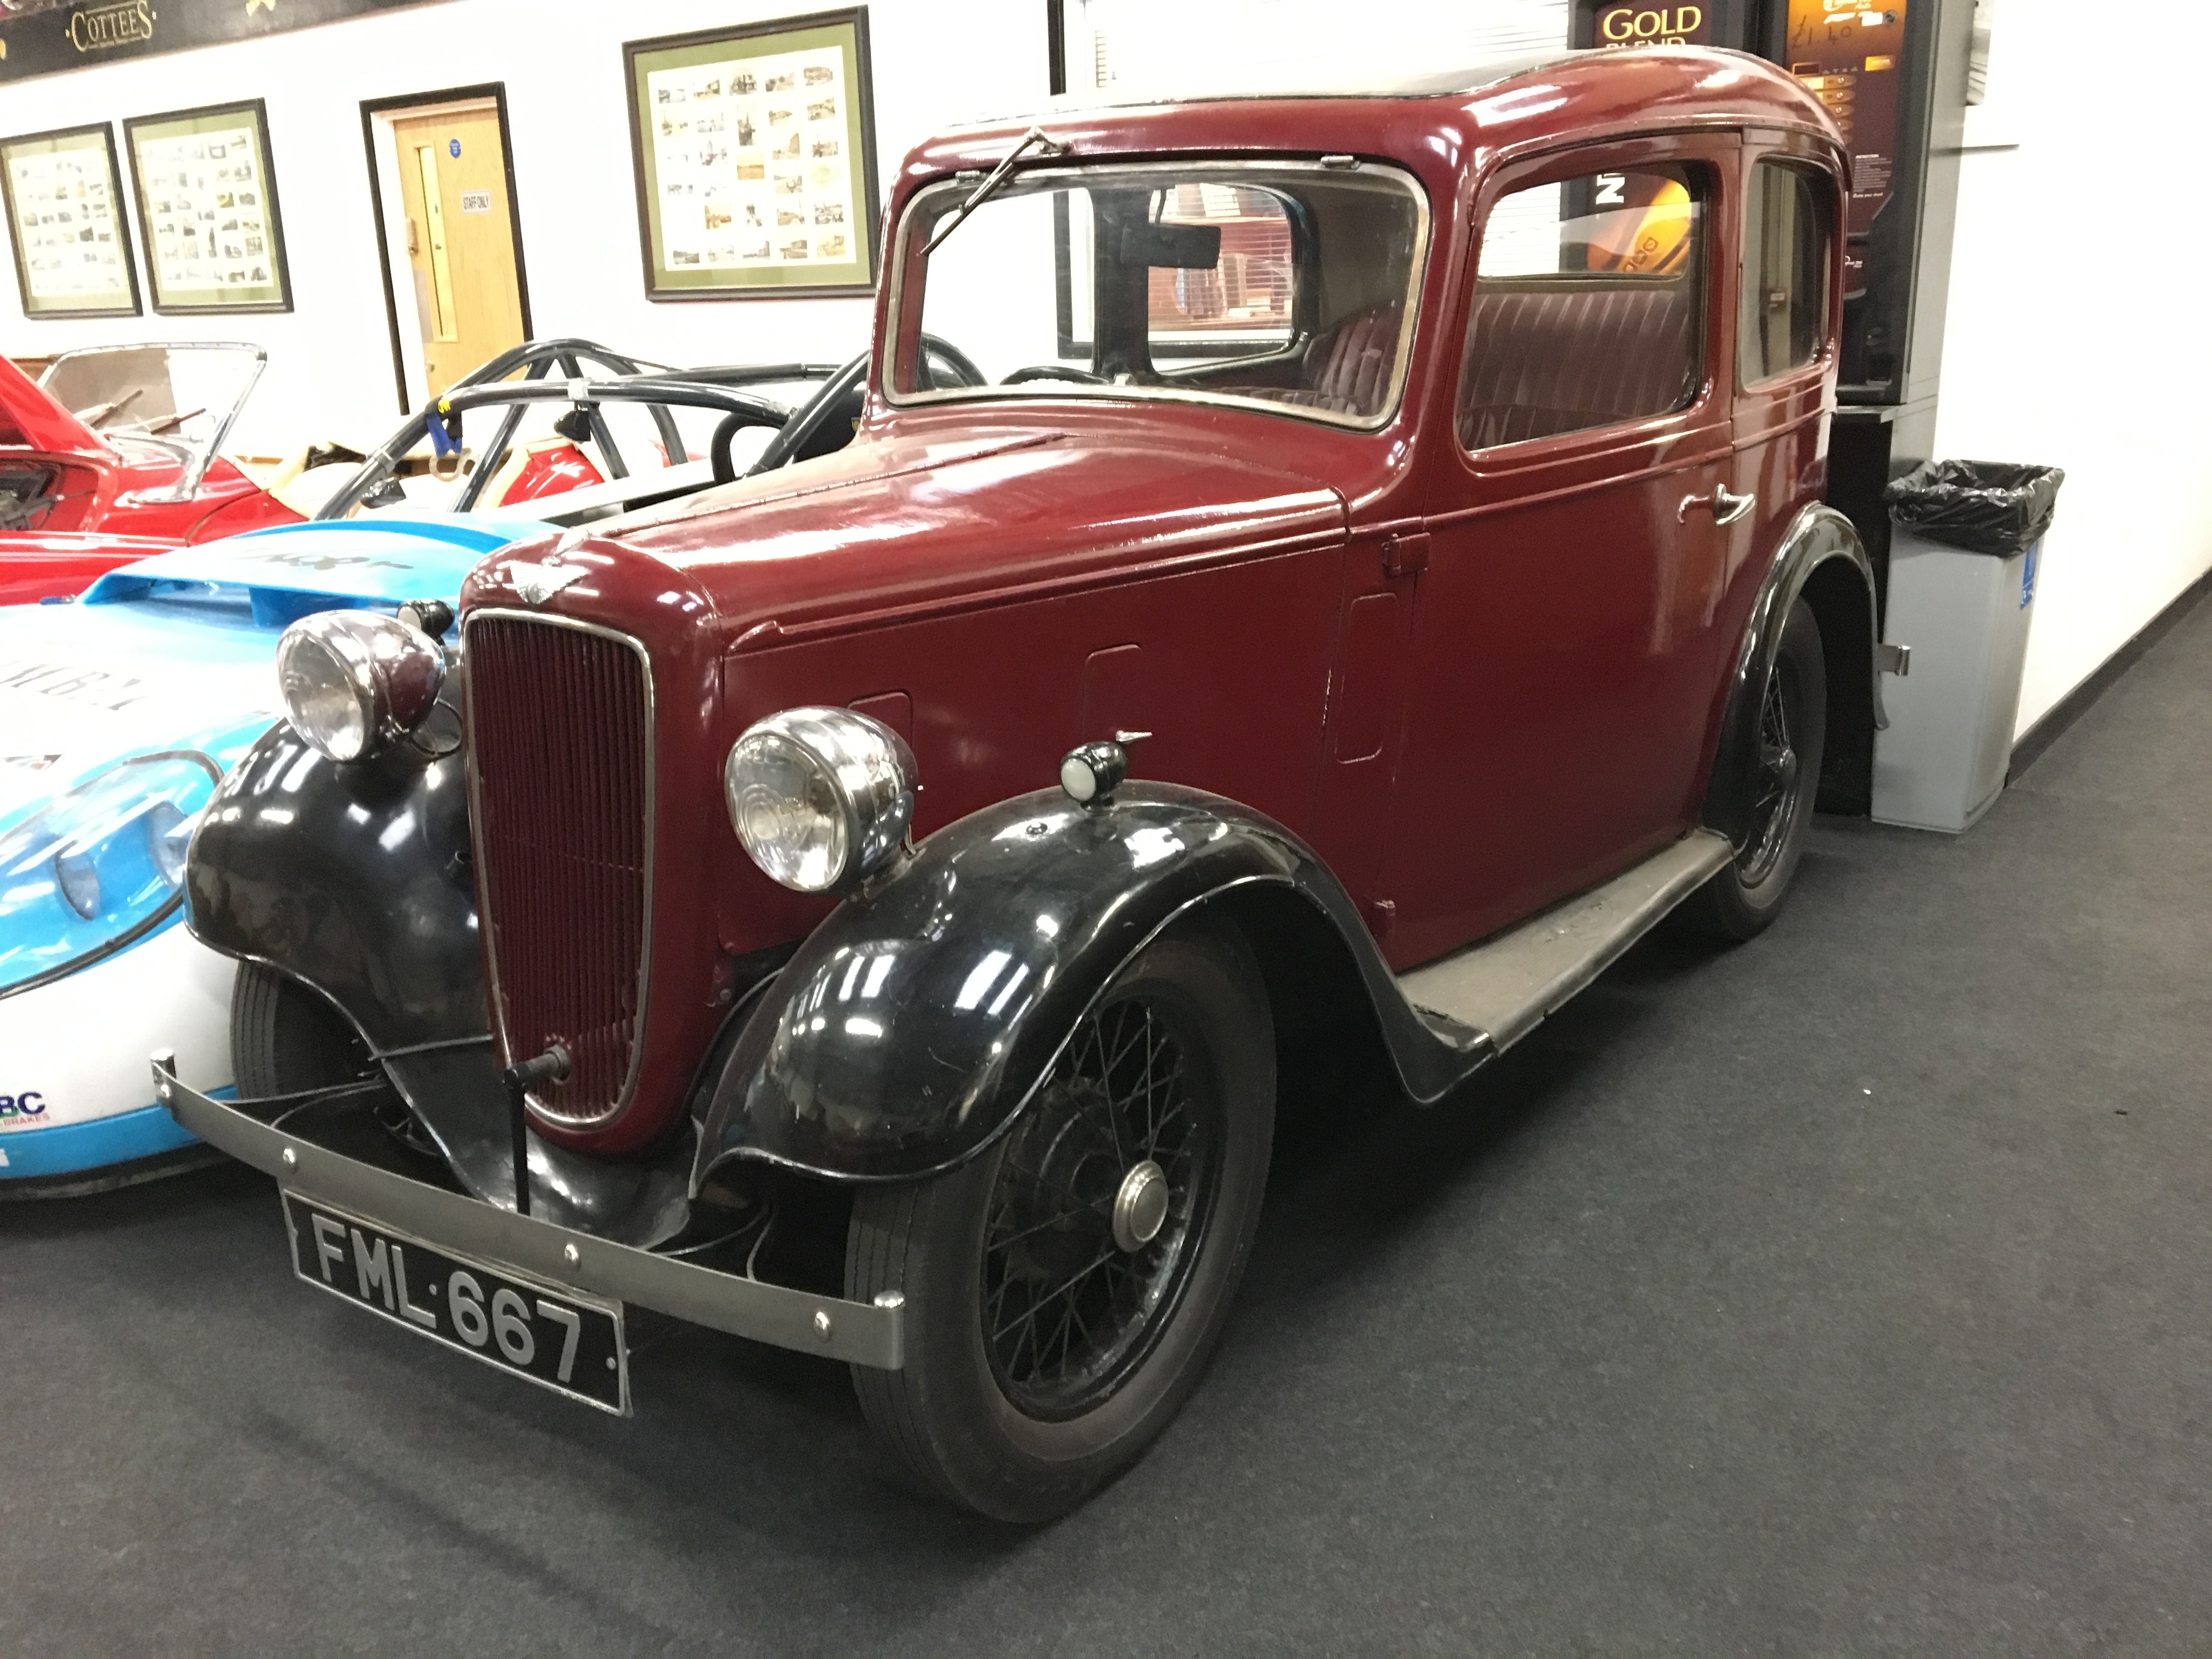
left=1572, top=0, right=1976, bottom=608
left=1572, top=0, right=1974, bottom=809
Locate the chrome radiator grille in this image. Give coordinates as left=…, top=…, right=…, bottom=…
left=464, top=612, right=652, bottom=1125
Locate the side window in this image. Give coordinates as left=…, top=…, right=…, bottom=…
left=1740, top=161, right=1833, bottom=384
left=1460, top=163, right=1708, bottom=451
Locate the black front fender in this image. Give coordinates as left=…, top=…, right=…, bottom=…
left=184, top=699, right=695, bottom=1246
left=185, top=696, right=484, bottom=1054
left=691, top=783, right=1489, bottom=1190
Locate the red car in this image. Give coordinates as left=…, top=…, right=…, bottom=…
left=0, top=344, right=300, bottom=603
left=170, top=47, right=1897, bottom=1519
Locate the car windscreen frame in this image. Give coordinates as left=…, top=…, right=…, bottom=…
left=883, top=156, right=1432, bottom=432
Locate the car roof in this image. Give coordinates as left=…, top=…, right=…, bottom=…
left=928, top=47, right=1839, bottom=169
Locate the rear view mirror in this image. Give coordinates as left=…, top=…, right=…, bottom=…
left=1118, top=221, right=1221, bottom=269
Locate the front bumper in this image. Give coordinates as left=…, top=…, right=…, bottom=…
left=151, top=1053, right=905, bottom=1370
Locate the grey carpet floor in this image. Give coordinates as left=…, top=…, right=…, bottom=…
left=6, top=597, right=2209, bottom=1658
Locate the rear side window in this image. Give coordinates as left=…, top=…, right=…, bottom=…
left=1740, top=162, right=1833, bottom=383
left=1460, top=165, right=1708, bottom=450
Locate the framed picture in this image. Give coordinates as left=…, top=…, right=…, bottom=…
left=122, top=99, right=291, bottom=314
left=623, top=9, right=882, bottom=301
left=0, top=123, right=141, bottom=319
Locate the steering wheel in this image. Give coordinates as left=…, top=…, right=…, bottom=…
left=1001, top=365, right=1107, bottom=387
left=709, top=402, right=799, bottom=483
left=918, top=333, right=987, bottom=390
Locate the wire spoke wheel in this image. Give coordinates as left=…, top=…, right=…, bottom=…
left=845, top=919, right=1274, bottom=1520
left=1741, top=653, right=1802, bottom=884
left=1678, top=595, right=1827, bottom=943
left=980, top=993, right=1223, bottom=1420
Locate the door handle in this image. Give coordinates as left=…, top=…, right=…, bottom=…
left=1679, top=485, right=1757, bottom=526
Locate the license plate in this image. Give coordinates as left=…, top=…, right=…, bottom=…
left=281, top=1192, right=629, bottom=1414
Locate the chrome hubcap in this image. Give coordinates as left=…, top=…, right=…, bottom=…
left=980, top=993, right=1222, bottom=1419
left=1111, top=1159, right=1169, bottom=1252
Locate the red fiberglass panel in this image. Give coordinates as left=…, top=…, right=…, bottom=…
left=0, top=532, right=182, bottom=605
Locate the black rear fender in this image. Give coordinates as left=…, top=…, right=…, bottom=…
left=1706, top=504, right=1886, bottom=840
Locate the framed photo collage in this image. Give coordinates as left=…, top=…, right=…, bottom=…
left=3, top=9, right=881, bottom=325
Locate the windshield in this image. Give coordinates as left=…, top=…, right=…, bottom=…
left=39, top=343, right=263, bottom=493
left=890, top=160, right=1428, bottom=429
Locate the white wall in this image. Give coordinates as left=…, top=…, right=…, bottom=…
left=10, top=0, right=2202, bottom=737
left=1934, top=0, right=2212, bottom=735
left=0, top=0, right=1047, bottom=452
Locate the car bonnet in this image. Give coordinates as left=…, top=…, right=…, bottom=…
left=0, top=515, right=552, bottom=825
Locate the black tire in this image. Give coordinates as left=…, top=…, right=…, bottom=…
left=846, top=919, right=1275, bottom=1521
left=231, top=962, right=369, bottom=1095
left=1680, top=596, right=1827, bottom=941
left=230, top=963, right=425, bottom=1150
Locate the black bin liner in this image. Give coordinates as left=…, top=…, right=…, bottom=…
left=1883, top=459, right=2066, bottom=556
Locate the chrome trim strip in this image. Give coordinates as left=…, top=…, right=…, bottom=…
left=155, top=1056, right=904, bottom=1370
left=882, top=157, right=1432, bottom=434
left=460, top=608, right=657, bottom=1131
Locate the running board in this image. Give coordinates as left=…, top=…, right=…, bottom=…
left=1395, top=830, right=1733, bottom=1056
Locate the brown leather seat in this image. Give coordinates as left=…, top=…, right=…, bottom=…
left=1256, top=305, right=1404, bottom=418
left=1459, top=279, right=1697, bottom=450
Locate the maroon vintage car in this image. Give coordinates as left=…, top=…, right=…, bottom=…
left=167, top=47, right=1894, bottom=1519
left=0, top=344, right=301, bottom=603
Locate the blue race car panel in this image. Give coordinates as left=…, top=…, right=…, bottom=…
left=0, top=515, right=554, bottom=1190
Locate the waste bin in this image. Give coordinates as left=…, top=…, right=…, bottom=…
left=1871, top=459, right=2066, bottom=833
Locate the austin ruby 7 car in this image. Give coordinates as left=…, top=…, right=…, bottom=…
left=159, top=47, right=1895, bottom=1520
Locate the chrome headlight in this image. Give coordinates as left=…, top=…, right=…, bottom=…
left=274, top=610, right=445, bottom=763
left=725, top=708, right=916, bottom=893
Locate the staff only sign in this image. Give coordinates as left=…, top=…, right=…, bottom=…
left=0, top=0, right=447, bottom=83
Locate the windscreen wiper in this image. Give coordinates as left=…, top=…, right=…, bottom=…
left=921, top=125, right=1070, bottom=256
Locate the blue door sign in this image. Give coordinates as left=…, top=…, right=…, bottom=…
left=449, top=138, right=461, bottom=158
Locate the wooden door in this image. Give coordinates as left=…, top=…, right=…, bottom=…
left=390, top=108, right=523, bottom=398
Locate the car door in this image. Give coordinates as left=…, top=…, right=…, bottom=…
left=1730, top=139, right=1843, bottom=649
left=1379, top=133, right=1740, bottom=968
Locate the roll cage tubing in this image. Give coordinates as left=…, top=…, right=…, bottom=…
left=742, top=334, right=985, bottom=475
left=312, top=335, right=995, bottom=522
left=314, top=339, right=837, bottom=522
